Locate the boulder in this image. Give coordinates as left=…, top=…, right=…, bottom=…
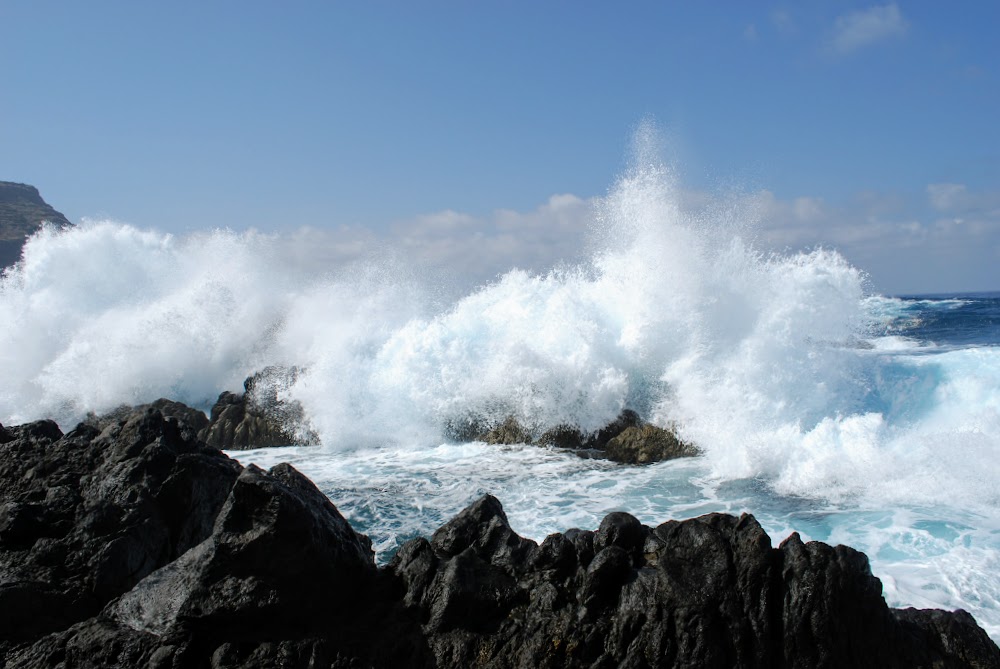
left=482, top=416, right=532, bottom=445
left=199, top=367, right=316, bottom=450
left=604, top=423, right=699, bottom=464
left=585, top=408, right=643, bottom=450
left=535, top=424, right=585, bottom=449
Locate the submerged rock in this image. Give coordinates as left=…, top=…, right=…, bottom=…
left=0, top=402, right=996, bottom=668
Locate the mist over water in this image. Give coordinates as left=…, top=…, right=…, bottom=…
left=2, top=132, right=999, bottom=637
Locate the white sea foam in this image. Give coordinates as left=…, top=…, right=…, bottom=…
left=2, top=144, right=999, bottom=511
left=2, top=131, right=999, bottom=638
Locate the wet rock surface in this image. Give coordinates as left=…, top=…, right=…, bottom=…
left=198, top=367, right=317, bottom=450
left=1, top=402, right=997, bottom=668
left=463, top=409, right=699, bottom=465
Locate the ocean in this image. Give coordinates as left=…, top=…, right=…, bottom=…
left=1, top=161, right=998, bottom=639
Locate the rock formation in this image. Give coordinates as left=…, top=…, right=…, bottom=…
left=0, top=181, right=73, bottom=269
left=463, top=409, right=699, bottom=465
left=198, top=367, right=317, bottom=450
left=1, top=404, right=997, bottom=668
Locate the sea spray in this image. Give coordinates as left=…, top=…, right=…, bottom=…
left=2, top=133, right=1000, bottom=637
left=1, top=143, right=997, bottom=512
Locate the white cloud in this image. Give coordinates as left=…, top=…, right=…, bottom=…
left=274, top=184, right=999, bottom=295
left=830, top=3, right=908, bottom=54
left=744, top=23, right=758, bottom=42
left=393, top=194, right=593, bottom=281
left=746, top=183, right=1000, bottom=292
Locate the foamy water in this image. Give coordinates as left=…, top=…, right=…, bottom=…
left=2, top=139, right=998, bottom=639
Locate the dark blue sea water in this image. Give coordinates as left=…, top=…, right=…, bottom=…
left=887, top=293, right=1000, bottom=347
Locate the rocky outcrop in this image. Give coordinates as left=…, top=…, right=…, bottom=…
left=391, top=498, right=999, bottom=668
left=463, top=409, right=699, bottom=465
left=0, top=181, right=73, bottom=269
left=0, top=409, right=243, bottom=655
left=199, top=367, right=317, bottom=450
left=1, top=403, right=997, bottom=668
left=483, top=416, right=533, bottom=446
left=0, top=406, right=398, bottom=668
left=604, top=423, right=699, bottom=464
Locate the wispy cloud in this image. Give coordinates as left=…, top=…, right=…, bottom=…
left=749, top=183, right=1000, bottom=291
left=830, top=3, right=908, bottom=55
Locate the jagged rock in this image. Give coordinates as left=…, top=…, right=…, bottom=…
left=1, top=404, right=997, bottom=668
left=199, top=367, right=316, bottom=450
left=109, top=462, right=376, bottom=638
left=390, top=498, right=1000, bottom=669
left=0, top=408, right=241, bottom=655
left=90, top=398, right=210, bottom=442
left=604, top=423, right=699, bottom=464
left=0, top=404, right=398, bottom=668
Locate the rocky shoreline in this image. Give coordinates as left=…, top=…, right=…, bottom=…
left=185, top=367, right=698, bottom=466
left=1, top=403, right=998, bottom=668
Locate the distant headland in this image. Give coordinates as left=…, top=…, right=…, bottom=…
left=0, top=181, right=73, bottom=269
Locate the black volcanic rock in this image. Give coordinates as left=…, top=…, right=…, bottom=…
left=392, top=502, right=999, bottom=669
left=0, top=408, right=242, bottom=652
left=199, top=367, right=317, bottom=450
left=0, top=181, right=73, bottom=269
left=0, top=402, right=997, bottom=668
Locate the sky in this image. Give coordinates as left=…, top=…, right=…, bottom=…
left=1, top=1, right=998, bottom=294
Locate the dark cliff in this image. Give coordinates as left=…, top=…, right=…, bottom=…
left=0, top=181, right=73, bottom=269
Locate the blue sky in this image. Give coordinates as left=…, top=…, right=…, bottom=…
left=1, top=2, right=998, bottom=294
